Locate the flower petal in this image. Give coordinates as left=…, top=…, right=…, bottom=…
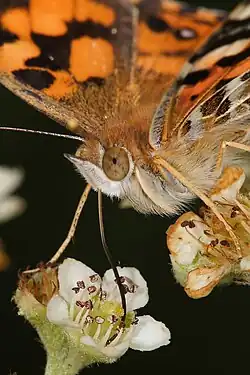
left=102, top=267, right=148, bottom=311
left=58, top=258, right=101, bottom=303
left=0, top=167, right=23, bottom=198
left=81, top=335, right=130, bottom=359
left=210, top=166, right=245, bottom=204
left=0, top=196, right=26, bottom=223
left=130, top=315, right=171, bottom=351
left=47, top=295, right=77, bottom=328
left=184, top=265, right=228, bottom=299
left=167, top=212, right=213, bottom=265
left=102, top=340, right=130, bottom=359
left=81, top=335, right=98, bottom=348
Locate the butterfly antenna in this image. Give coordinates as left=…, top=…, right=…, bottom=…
left=97, top=190, right=127, bottom=325
left=0, top=126, right=84, bottom=141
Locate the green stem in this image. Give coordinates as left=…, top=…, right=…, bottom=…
left=38, top=323, right=93, bottom=375
left=45, top=349, right=92, bottom=375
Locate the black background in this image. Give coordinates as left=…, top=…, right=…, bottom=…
left=0, top=1, right=247, bottom=375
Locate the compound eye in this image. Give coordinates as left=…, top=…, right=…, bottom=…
left=102, top=147, right=130, bottom=181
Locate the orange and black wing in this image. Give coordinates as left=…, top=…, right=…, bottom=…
left=167, top=1, right=250, bottom=139
left=0, top=0, right=226, bottom=135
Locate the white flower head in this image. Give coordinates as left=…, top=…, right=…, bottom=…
left=0, top=166, right=25, bottom=223
left=47, top=258, right=170, bottom=360
left=167, top=166, right=250, bottom=298
left=14, top=258, right=170, bottom=375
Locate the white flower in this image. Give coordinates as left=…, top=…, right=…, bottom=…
left=167, top=166, right=250, bottom=298
left=0, top=166, right=25, bottom=223
left=47, top=258, right=170, bottom=359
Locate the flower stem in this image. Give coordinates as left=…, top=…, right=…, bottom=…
left=41, top=324, right=95, bottom=375
left=45, top=349, right=91, bottom=375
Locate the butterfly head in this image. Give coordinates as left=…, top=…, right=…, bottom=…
left=65, top=132, right=194, bottom=216
left=65, top=140, right=135, bottom=197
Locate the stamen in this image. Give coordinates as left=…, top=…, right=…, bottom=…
left=85, top=315, right=94, bottom=325
left=87, top=286, right=97, bottom=294
left=107, top=328, right=124, bottom=347
left=95, top=316, right=105, bottom=324
left=77, top=280, right=85, bottom=289
left=220, top=239, right=230, bottom=247
left=70, top=296, right=77, bottom=319
left=100, top=290, right=107, bottom=301
left=107, top=315, right=119, bottom=324
left=89, top=274, right=100, bottom=283
left=93, top=318, right=104, bottom=340
left=76, top=300, right=85, bottom=308
left=75, top=305, right=88, bottom=324
left=101, top=324, right=114, bottom=346
left=210, top=239, right=219, bottom=247
left=132, top=317, right=139, bottom=325
left=84, top=300, right=93, bottom=310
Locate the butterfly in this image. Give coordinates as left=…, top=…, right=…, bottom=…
left=0, top=0, right=249, bottom=256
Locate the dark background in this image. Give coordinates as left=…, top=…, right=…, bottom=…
left=0, top=1, right=247, bottom=374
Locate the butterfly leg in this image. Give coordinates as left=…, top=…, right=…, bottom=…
left=23, top=184, right=92, bottom=274
left=154, top=156, right=242, bottom=258
left=216, top=140, right=250, bottom=174
left=216, top=140, right=250, bottom=223
left=49, top=183, right=92, bottom=263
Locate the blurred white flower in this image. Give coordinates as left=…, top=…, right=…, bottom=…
left=0, top=166, right=25, bottom=271
left=0, top=166, right=25, bottom=223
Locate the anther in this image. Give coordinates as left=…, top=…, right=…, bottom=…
left=77, top=280, right=85, bottom=289
left=87, top=286, right=97, bottom=294
left=90, top=274, right=99, bottom=283
left=220, top=239, right=230, bottom=247
left=95, top=316, right=105, bottom=324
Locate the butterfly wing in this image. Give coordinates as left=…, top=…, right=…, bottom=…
left=0, top=0, right=137, bottom=134
left=168, top=1, right=250, bottom=139
left=137, top=0, right=226, bottom=77
left=0, top=0, right=225, bottom=136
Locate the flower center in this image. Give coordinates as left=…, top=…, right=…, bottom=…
left=70, top=274, right=138, bottom=347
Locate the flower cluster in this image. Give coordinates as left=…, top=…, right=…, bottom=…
left=167, top=166, right=250, bottom=299
left=15, top=258, right=170, bottom=375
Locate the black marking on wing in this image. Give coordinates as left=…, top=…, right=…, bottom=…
left=145, top=15, right=197, bottom=40
left=0, top=28, right=18, bottom=46
left=0, top=0, right=28, bottom=12
left=27, top=20, right=113, bottom=72
left=217, top=46, right=250, bottom=67
left=182, top=69, right=210, bottom=85
left=200, top=88, right=226, bottom=117
left=242, top=71, right=250, bottom=81
left=190, top=17, right=250, bottom=63
left=13, top=69, right=55, bottom=90
left=215, top=78, right=232, bottom=91
left=190, top=94, right=199, bottom=101
left=146, top=16, right=169, bottom=32
left=68, top=20, right=112, bottom=40
left=217, top=96, right=231, bottom=116
left=29, top=33, right=71, bottom=71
